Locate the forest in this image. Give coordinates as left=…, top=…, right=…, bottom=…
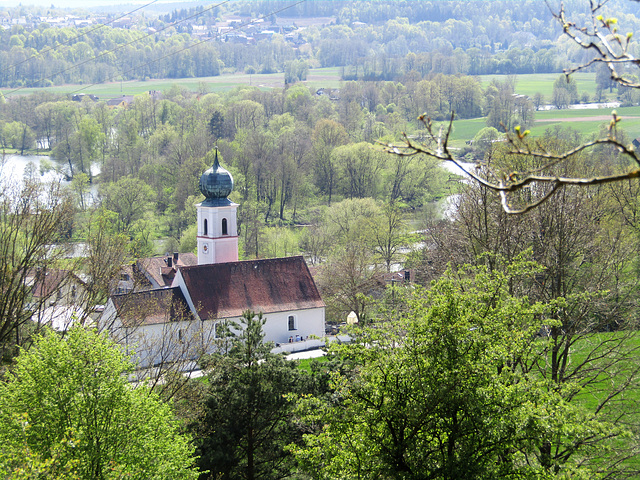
left=3, top=0, right=640, bottom=88
left=2, top=0, right=640, bottom=478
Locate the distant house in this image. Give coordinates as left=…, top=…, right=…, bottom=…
left=106, top=95, right=135, bottom=108
left=71, top=93, right=99, bottom=102
left=134, top=252, right=198, bottom=289
left=29, top=269, right=88, bottom=331
left=31, top=269, right=85, bottom=308
left=315, top=88, right=340, bottom=100
left=382, top=269, right=414, bottom=285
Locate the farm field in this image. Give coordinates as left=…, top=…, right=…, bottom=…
left=477, top=72, right=600, bottom=100
left=6, top=70, right=602, bottom=104
left=0, top=67, right=343, bottom=100
left=444, top=105, right=640, bottom=147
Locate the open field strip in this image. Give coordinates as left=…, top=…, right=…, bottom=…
left=0, top=67, right=343, bottom=99
left=477, top=72, right=600, bottom=99
left=445, top=106, right=640, bottom=146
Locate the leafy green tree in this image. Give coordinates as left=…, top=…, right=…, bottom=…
left=552, top=74, right=579, bottom=109
left=0, top=180, right=74, bottom=360
left=317, top=241, right=381, bottom=324
left=366, top=202, right=408, bottom=272
left=98, top=176, right=154, bottom=233
left=0, top=327, right=199, bottom=480
left=471, top=126, right=502, bottom=161
left=485, top=78, right=516, bottom=130
left=311, top=119, right=349, bottom=205
left=414, top=137, right=640, bottom=475
left=293, top=259, right=626, bottom=479
left=0, top=413, right=80, bottom=480
left=193, top=310, right=310, bottom=480
left=333, top=143, right=386, bottom=199
left=2, top=121, right=35, bottom=154
left=76, top=116, right=105, bottom=180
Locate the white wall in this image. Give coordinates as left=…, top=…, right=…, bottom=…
left=197, top=202, right=239, bottom=264
left=100, top=296, right=325, bottom=369
left=116, top=319, right=217, bottom=369
left=261, top=307, right=325, bottom=345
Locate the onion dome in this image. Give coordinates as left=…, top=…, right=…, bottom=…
left=199, top=149, right=234, bottom=206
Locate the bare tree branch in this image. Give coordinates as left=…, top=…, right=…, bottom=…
left=383, top=1, right=640, bottom=214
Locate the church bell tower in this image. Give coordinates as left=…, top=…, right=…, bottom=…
left=197, top=149, right=239, bottom=265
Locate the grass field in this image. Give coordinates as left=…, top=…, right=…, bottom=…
left=6, top=69, right=595, bottom=101
left=478, top=72, right=602, bottom=101
left=442, top=105, right=640, bottom=147
left=1, top=67, right=344, bottom=100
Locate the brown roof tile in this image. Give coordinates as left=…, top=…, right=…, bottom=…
left=136, top=253, right=198, bottom=288
left=32, top=269, right=83, bottom=298
left=111, top=287, right=193, bottom=327
left=179, top=256, right=325, bottom=320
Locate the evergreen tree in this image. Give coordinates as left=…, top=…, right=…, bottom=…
left=193, top=310, right=310, bottom=480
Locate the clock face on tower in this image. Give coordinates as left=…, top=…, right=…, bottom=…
left=202, top=243, right=209, bottom=253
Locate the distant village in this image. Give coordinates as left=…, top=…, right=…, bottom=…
left=0, top=8, right=336, bottom=47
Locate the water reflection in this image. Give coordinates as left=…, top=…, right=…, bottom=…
left=0, top=153, right=98, bottom=203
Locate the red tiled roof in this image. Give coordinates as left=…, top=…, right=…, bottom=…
left=136, top=253, right=198, bottom=288
left=32, top=269, right=83, bottom=298
left=111, top=287, right=193, bottom=327
left=179, top=256, right=325, bottom=320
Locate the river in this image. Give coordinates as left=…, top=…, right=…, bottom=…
left=0, top=153, right=99, bottom=201
left=0, top=153, right=58, bottom=183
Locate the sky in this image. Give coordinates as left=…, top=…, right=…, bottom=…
left=0, top=0, right=199, bottom=8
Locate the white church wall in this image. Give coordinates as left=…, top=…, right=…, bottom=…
left=116, top=319, right=216, bottom=369
left=197, top=203, right=239, bottom=265
left=261, top=307, right=325, bottom=345
left=99, top=298, right=217, bottom=369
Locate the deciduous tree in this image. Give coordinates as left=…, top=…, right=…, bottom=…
left=294, top=259, right=635, bottom=479
left=0, top=327, right=199, bottom=480
left=0, top=179, right=73, bottom=360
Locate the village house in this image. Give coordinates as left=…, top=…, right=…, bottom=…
left=29, top=269, right=89, bottom=332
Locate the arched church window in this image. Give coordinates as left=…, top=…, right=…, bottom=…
left=204, top=219, right=208, bottom=236
left=222, top=218, right=228, bottom=235
left=288, top=315, right=296, bottom=331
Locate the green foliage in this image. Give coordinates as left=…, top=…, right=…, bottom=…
left=194, top=310, right=311, bottom=480
left=0, top=327, right=199, bottom=480
left=552, top=74, right=579, bottom=109
left=293, top=259, right=626, bottom=479
left=99, top=176, right=154, bottom=233
left=0, top=412, right=81, bottom=479
left=284, top=59, right=309, bottom=84
left=0, top=180, right=74, bottom=360
left=1, top=121, right=35, bottom=154
left=472, top=126, right=502, bottom=160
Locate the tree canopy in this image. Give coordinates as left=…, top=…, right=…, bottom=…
left=0, top=327, right=199, bottom=480
left=293, top=258, right=639, bottom=479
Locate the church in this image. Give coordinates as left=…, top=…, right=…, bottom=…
left=100, top=151, right=326, bottom=368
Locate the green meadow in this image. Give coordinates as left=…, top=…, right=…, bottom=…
left=443, top=106, right=640, bottom=147
left=478, top=72, right=599, bottom=100
left=3, top=69, right=599, bottom=103
left=1, top=67, right=343, bottom=100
